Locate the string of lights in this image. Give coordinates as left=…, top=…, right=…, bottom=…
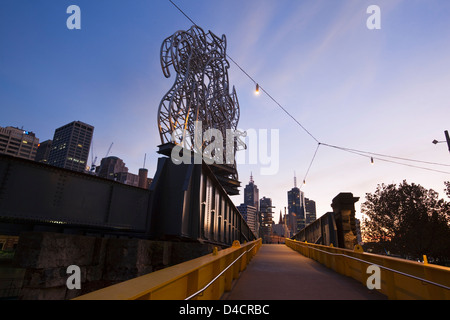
left=323, top=144, right=450, bottom=174
left=320, top=143, right=450, bottom=167
left=168, top=0, right=450, bottom=179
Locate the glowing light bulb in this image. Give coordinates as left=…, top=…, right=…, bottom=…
left=371, top=157, right=374, bottom=165
left=255, top=83, right=260, bottom=95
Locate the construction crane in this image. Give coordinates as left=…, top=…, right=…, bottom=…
left=105, top=142, right=114, bottom=157
left=91, top=142, right=113, bottom=174
left=90, top=156, right=98, bottom=173
left=90, top=141, right=97, bottom=173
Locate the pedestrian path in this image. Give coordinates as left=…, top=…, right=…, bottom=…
left=223, top=244, right=387, bottom=300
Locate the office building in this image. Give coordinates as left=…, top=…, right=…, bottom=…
left=305, top=198, right=317, bottom=226
left=237, top=204, right=258, bottom=238
left=96, top=156, right=128, bottom=180
left=96, top=156, right=145, bottom=188
left=48, top=121, right=94, bottom=172
left=0, top=126, right=39, bottom=160
left=35, top=140, right=52, bottom=163
left=260, top=197, right=274, bottom=243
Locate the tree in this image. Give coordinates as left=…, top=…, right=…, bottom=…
left=445, top=181, right=450, bottom=198
left=361, top=180, right=450, bottom=263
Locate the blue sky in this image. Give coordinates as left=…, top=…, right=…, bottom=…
left=1, top=0, right=450, bottom=222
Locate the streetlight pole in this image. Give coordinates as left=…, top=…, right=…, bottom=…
left=432, top=130, right=450, bottom=154
left=445, top=130, right=450, bottom=153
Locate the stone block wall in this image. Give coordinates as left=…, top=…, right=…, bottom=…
left=12, top=232, right=216, bottom=300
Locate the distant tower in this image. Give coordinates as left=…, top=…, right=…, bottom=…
left=244, top=173, right=259, bottom=212
left=138, top=153, right=149, bottom=189
left=287, top=173, right=305, bottom=234
left=294, top=171, right=297, bottom=188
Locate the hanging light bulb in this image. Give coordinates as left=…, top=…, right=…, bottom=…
left=303, top=179, right=306, bottom=185
left=371, top=157, right=374, bottom=165
left=255, top=83, right=260, bottom=95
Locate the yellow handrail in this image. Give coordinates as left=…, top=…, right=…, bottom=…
left=285, top=238, right=450, bottom=300
left=74, top=238, right=262, bottom=300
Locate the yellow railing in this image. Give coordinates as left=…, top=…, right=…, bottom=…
left=285, top=238, right=450, bottom=300
left=74, top=239, right=262, bottom=300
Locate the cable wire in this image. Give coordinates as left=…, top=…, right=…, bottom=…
left=320, top=143, right=450, bottom=167
left=167, top=0, right=450, bottom=177
left=168, top=0, right=320, bottom=144
left=322, top=144, right=450, bottom=175
left=300, top=143, right=321, bottom=189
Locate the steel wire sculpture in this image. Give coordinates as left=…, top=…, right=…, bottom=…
left=158, top=25, right=243, bottom=182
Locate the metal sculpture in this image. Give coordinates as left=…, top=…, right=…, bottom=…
left=157, top=25, right=242, bottom=184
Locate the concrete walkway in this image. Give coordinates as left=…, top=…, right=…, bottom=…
left=223, top=244, right=387, bottom=300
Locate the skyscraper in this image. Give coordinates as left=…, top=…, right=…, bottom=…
left=260, top=197, right=274, bottom=243
left=47, top=121, right=94, bottom=172
left=0, top=126, right=39, bottom=160
left=236, top=204, right=258, bottom=238
left=244, top=173, right=259, bottom=212
left=305, top=198, right=317, bottom=226
left=287, top=175, right=305, bottom=234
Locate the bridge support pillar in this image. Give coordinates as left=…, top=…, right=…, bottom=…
left=331, top=193, right=360, bottom=250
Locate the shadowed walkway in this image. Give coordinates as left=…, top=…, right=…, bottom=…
left=223, top=244, right=387, bottom=300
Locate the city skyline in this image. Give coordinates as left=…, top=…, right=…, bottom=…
left=1, top=1, right=450, bottom=222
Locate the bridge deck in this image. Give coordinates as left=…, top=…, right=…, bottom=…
left=223, top=244, right=387, bottom=300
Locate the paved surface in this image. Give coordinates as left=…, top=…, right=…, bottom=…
left=223, top=244, right=387, bottom=300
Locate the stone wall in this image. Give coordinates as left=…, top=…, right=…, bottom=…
left=12, top=232, right=217, bottom=300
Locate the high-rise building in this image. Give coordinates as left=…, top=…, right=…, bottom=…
left=0, top=126, right=39, bottom=160
left=96, top=156, right=144, bottom=188
left=35, top=139, right=52, bottom=163
left=305, top=198, right=317, bottom=226
left=260, top=197, right=274, bottom=243
left=96, top=156, right=128, bottom=180
left=236, top=204, right=258, bottom=238
left=48, top=121, right=94, bottom=172
left=244, top=173, right=259, bottom=212
left=287, top=175, right=305, bottom=234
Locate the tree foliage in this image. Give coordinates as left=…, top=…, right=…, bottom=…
left=361, top=180, right=450, bottom=263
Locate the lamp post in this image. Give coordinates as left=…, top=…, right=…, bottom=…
left=432, top=130, right=450, bottom=154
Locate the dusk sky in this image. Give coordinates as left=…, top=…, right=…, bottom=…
left=1, top=0, right=450, bottom=223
